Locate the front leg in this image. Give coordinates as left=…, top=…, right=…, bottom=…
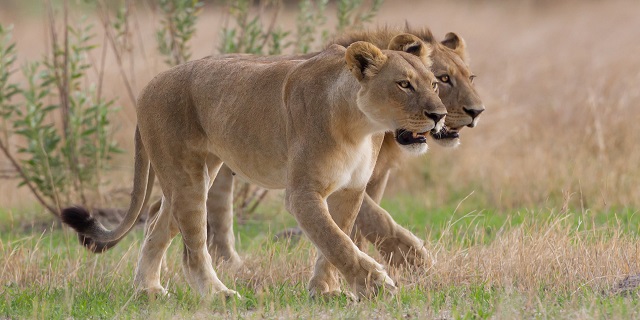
left=352, top=168, right=432, bottom=268
left=353, top=194, right=433, bottom=267
left=286, top=188, right=396, bottom=298
left=307, top=189, right=362, bottom=298
left=351, top=169, right=389, bottom=248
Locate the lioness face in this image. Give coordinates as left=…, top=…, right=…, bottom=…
left=429, top=32, right=485, bottom=148
left=346, top=37, right=447, bottom=155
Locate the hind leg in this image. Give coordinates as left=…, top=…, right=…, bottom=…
left=134, top=196, right=178, bottom=295
left=137, top=148, right=237, bottom=297
left=145, top=164, right=242, bottom=273
left=206, top=164, right=242, bottom=268
left=170, top=156, right=237, bottom=297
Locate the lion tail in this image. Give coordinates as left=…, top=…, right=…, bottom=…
left=61, top=127, right=155, bottom=253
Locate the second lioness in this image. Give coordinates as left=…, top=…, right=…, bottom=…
left=199, top=27, right=485, bottom=268
left=62, top=37, right=446, bottom=298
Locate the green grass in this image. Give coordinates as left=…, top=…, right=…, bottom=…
left=1, top=199, right=639, bottom=319
left=382, top=195, right=640, bottom=244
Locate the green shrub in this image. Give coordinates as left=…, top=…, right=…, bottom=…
left=0, top=19, right=120, bottom=215
left=156, top=0, right=203, bottom=66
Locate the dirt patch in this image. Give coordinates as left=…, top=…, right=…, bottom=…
left=611, top=274, right=640, bottom=296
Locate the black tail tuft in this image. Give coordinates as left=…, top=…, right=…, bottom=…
left=62, top=206, right=120, bottom=253
left=61, top=206, right=95, bottom=233
left=78, top=233, right=117, bottom=253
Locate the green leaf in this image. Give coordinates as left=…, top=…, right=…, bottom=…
left=82, top=128, right=97, bottom=136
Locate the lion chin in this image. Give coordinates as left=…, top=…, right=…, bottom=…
left=400, top=142, right=429, bottom=154
left=431, top=126, right=461, bottom=148
left=394, top=129, right=429, bottom=154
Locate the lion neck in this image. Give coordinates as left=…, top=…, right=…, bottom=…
left=326, top=71, right=388, bottom=145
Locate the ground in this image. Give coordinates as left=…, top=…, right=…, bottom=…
left=1, top=197, right=639, bottom=319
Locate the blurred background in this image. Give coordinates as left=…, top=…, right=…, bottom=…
left=0, top=0, right=639, bottom=218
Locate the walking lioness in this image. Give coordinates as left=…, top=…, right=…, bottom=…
left=75, top=28, right=483, bottom=272
left=62, top=36, right=446, bottom=298
left=200, top=27, right=484, bottom=269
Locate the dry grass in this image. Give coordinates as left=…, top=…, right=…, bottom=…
left=1, top=206, right=639, bottom=318
left=235, top=215, right=639, bottom=298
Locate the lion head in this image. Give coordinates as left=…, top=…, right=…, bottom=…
left=427, top=31, right=484, bottom=147
left=332, top=27, right=485, bottom=149
left=345, top=35, right=447, bottom=153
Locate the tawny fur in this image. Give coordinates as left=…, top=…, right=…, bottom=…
left=147, top=27, right=485, bottom=282
left=62, top=36, right=447, bottom=298
left=203, top=27, right=485, bottom=269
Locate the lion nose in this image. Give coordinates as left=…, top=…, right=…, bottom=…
left=463, top=107, right=484, bottom=119
left=424, top=111, right=445, bottom=124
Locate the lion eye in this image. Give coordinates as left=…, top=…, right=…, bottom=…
left=397, top=80, right=412, bottom=89
left=432, top=82, right=438, bottom=91
left=438, top=75, right=450, bottom=83
left=469, top=75, right=477, bottom=83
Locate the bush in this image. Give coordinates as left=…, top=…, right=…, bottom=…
left=0, top=17, right=120, bottom=216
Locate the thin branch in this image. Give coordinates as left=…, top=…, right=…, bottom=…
left=97, top=31, right=108, bottom=101
left=131, top=0, right=146, bottom=82
left=39, top=138, right=64, bottom=214
left=257, top=0, right=280, bottom=51
left=248, top=189, right=268, bottom=214
left=62, top=0, right=69, bottom=138
left=45, top=1, right=64, bottom=117
left=0, top=139, right=59, bottom=217
left=47, top=0, right=71, bottom=139
left=47, top=0, right=79, bottom=202
left=126, top=0, right=140, bottom=91
left=96, top=0, right=137, bottom=106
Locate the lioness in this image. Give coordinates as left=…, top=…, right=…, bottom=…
left=199, top=27, right=485, bottom=269
left=62, top=36, right=446, bottom=298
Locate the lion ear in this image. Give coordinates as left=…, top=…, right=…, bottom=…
left=441, top=32, right=469, bottom=64
left=388, top=33, right=433, bottom=68
left=345, top=41, right=388, bottom=81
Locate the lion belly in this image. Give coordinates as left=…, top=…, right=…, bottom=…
left=220, top=155, right=288, bottom=189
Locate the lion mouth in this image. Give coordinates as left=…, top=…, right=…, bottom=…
left=396, top=129, right=425, bottom=145
left=430, top=126, right=460, bottom=140
left=395, top=128, right=437, bottom=145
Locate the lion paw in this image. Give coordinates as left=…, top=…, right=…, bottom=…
left=307, top=277, right=358, bottom=302
left=351, top=254, right=397, bottom=298
left=219, top=288, right=242, bottom=300
left=138, top=286, right=170, bottom=299
left=308, top=275, right=341, bottom=299
left=209, top=246, right=244, bottom=271
left=379, top=236, right=434, bottom=268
